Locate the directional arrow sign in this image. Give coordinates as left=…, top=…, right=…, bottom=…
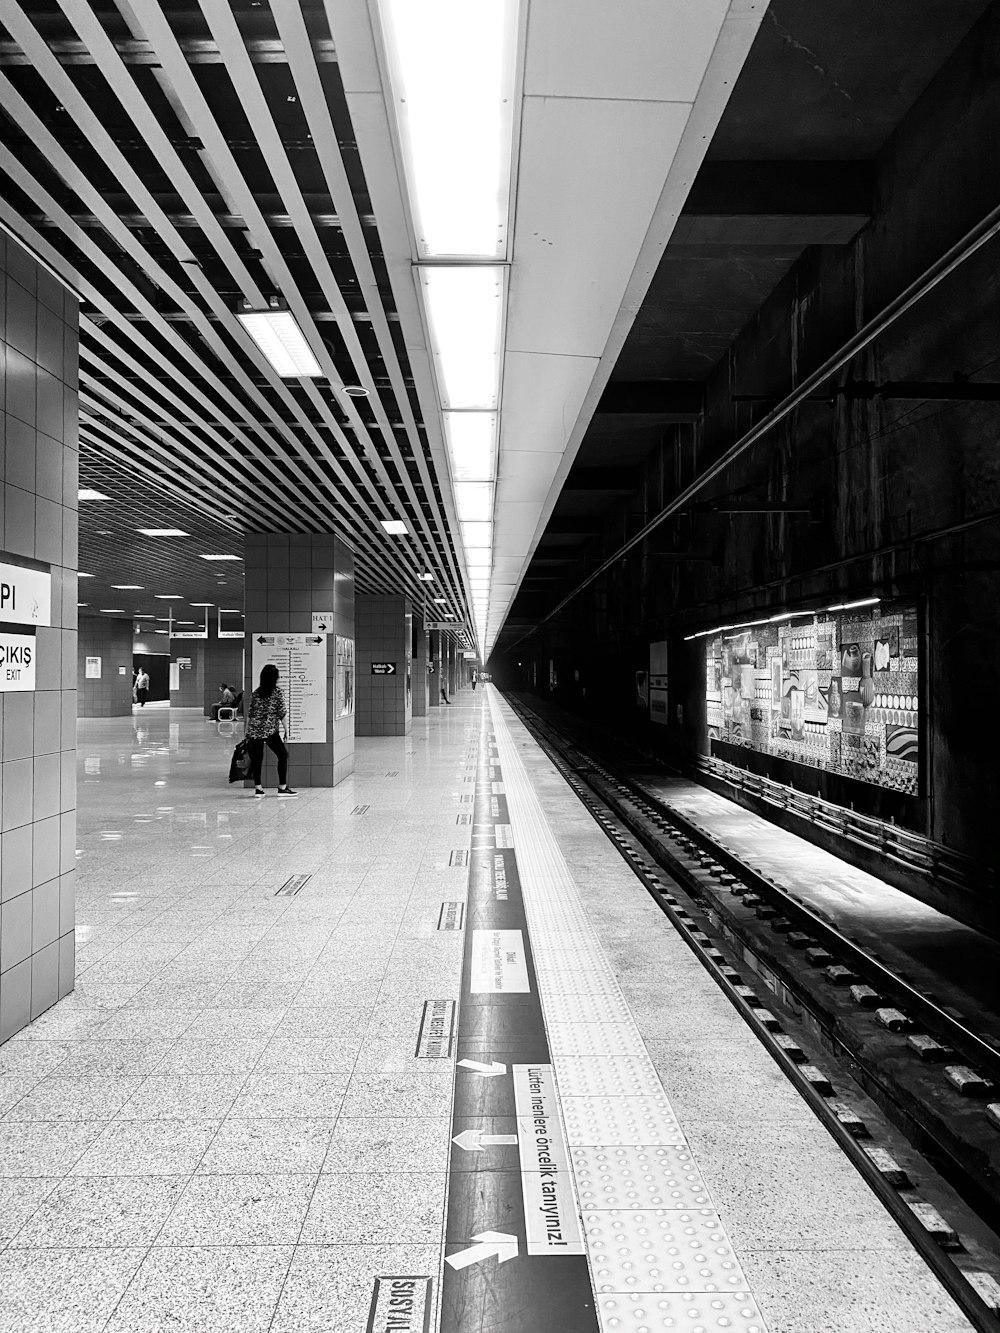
left=445, top=1231, right=518, bottom=1271
left=452, top=1129, right=519, bottom=1152
left=457, top=1059, right=506, bottom=1076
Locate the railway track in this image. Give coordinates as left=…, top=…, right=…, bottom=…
left=504, top=691, right=1000, bottom=1333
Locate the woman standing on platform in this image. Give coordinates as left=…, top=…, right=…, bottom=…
left=246, top=663, right=296, bottom=796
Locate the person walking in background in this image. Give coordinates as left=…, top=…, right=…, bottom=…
left=135, top=667, right=150, bottom=707
left=471, top=670, right=478, bottom=692
left=246, top=663, right=296, bottom=796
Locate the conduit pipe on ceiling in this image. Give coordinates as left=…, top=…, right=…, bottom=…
left=519, top=195, right=1000, bottom=639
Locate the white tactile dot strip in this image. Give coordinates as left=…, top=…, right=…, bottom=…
left=490, top=695, right=769, bottom=1333
left=572, top=1147, right=713, bottom=1210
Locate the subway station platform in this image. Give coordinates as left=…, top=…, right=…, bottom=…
left=0, top=689, right=974, bottom=1333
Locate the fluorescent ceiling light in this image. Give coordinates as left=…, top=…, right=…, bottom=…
left=77, top=602, right=88, bottom=607
left=828, top=597, right=881, bottom=611
left=134, top=614, right=155, bottom=618
left=466, top=549, right=492, bottom=568
left=433, top=597, right=447, bottom=604
left=78, top=573, right=94, bottom=578
left=220, top=608, right=242, bottom=613
left=200, top=554, right=241, bottom=562
left=445, top=413, right=496, bottom=482
left=100, top=608, right=124, bottom=613
left=176, top=621, right=195, bottom=626
left=379, top=0, right=518, bottom=259
left=137, top=529, right=188, bottom=537
left=419, top=266, right=504, bottom=410
left=236, top=306, right=322, bottom=378
left=418, top=573, right=434, bottom=582
left=155, top=595, right=182, bottom=600
left=190, top=602, right=214, bottom=607
left=455, top=482, right=494, bottom=523
left=78, top=488, right=108, bottom=500
left=380, top=518, right=409, bottom=535
left=461, top=521, right=492, bottom=549
left=112, top=585, right=143, bottom=590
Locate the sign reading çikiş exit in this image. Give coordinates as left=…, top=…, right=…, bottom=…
left=0, top=557, right=51, bottom=628
left=0, top=632, right=36, bottom=691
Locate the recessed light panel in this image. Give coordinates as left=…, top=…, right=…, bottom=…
left=137, top=529, right=189, bottom=537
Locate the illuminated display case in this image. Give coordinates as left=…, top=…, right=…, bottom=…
left=704, top=601, right=920, bottom=795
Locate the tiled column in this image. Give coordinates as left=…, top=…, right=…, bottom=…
left=243, top=532, right=355, bottom=787
left=428, top=629, right=441, bottom=707
left=411, top=612, right=428, bottom=717
left=77, top=615, right=132, bottom=716
left=356, top=594, right=413, bottom=736
left=0, top=237, right=79, bottom=1043
left=447, top=637, right=458, bottom=697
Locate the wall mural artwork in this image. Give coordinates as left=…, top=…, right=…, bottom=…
left=704, top=601, right=920, bottom=795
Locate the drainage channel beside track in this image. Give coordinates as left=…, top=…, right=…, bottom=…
left=504, top=692, right=1000, bottom=1333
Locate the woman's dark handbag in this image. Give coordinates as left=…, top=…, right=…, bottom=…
left=228, top=739, right=252, bottom=783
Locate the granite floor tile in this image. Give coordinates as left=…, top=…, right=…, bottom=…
left=149, top=1038, right=268, bottom=1076
left=228, top=1071, right=350, bottom=1119
left=321, top=1118, right=451, bottom=1173
left=343, top=1073, right=453, bottom=1118
left=0, top=1122, right=107, bottom=1178
left=69, top=1119, right=221, bottom=1177
left=300, top=1171, right=447, bottom=1244
left=10, top=1176, right=187, bottom=1249
left=270, top=1244, right=439, bottom=1333
left=0, top=1179, right=57, bottom=1245
left=4, top=1075, right=145, bottom=1123
left=196, top=1117, right=336, bottom=1175
left=156, top=1174, right=315, bottom=1246
left=255, top=1037, right=364, bottom=1073
left=103, top=1245, right=293, bottom=1333
left=0, top=1246, right=147, bottom=1333
left=116, top=1074, right=247, bottom=1121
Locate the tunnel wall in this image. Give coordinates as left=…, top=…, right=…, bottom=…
left=496, top=5, right=1000, bottom=925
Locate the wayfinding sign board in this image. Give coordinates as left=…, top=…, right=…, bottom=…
left=251, top=633, right=327, bottom=743
left=0, top=631, right=36, bottom=691
left=0, top=557, right=51, bottom=628
left=371, top=661, right=397, bottom=675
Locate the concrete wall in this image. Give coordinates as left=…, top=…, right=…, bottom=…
left=499, top=8, right=1000, bottom=922
left=0, top=238, right=78, bottom=1043
left=78, top=615, right=132, bottom=717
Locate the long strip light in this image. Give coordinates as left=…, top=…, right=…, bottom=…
left=683, top=598, right=883, bottom=641
left=236, top=304, right=322, bottom=379
left=379, top=0, right=518, bottom=259
left=378, top=1, right=520, bottom=659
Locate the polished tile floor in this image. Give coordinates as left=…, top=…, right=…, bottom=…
left=0, top=691, right=975, bottom=1332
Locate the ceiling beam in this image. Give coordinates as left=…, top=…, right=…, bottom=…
left=561, top=467, right=642, bottom=494
left=595, top=380, right=703, bottom=416
left=672, top=160, right=874, bottom=247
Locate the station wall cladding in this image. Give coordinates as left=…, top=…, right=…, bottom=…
left=506, top=4, right=1000, bottom=926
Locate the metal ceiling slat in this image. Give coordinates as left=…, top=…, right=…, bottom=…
left=0, top=26, right=375, bottom=532
left=198, top=0, right=448, bottom=597
left=122, top=0, right=396, bottom=507
left=272, top=0, right=469, bottom=614
left=80, top=341, right=407, bottom=579
left=8, top=2, right=425, bottom=598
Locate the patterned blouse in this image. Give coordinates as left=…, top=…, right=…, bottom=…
left=246, top=686, right=287, bottom=739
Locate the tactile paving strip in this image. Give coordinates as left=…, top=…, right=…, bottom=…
left=572, top=1146, right=712, bottom=1209
left=489, top=700, right=770, bottom=1333
left=584, top=1209, right=748, bottom=1293
left=556, top=1057, right=662, bottom=1096
left=597, top=1291, right=767, bottom=1333
left=563, top=1096, right=685, bottom=1147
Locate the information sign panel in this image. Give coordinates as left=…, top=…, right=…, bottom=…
left=251, top=633, right=327, bottom=743
left=85, top=655, right=101, bottom=679
left=0, top=558, right=51, bottom=628
left=0, top=631, right=37, bottom=691
left=371, top=661, right=397, bottom=675
left=336, top=635, right=355, bottom=717
left=312, top=612, right=334, bottom=634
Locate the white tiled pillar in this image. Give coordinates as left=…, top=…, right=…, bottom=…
left=0, top=236, right=79, bottom=1043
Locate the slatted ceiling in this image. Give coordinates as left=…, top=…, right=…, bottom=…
left=0, top=0, right=470, bottom=626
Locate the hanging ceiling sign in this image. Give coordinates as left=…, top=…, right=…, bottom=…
left=425, top=620, right=457, bottom=631
left=218, top=609, right=244, bottom=639
left=0, top=557, right=51, bottom=628
left=1, top=631, right=37, bottom=690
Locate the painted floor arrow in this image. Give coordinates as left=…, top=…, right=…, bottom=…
left=445, top=1231, right=519, bottom=1271
left=452, top=1128, right=519, bottom=1152
left=457, top=1059, right=506, bottom=1076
